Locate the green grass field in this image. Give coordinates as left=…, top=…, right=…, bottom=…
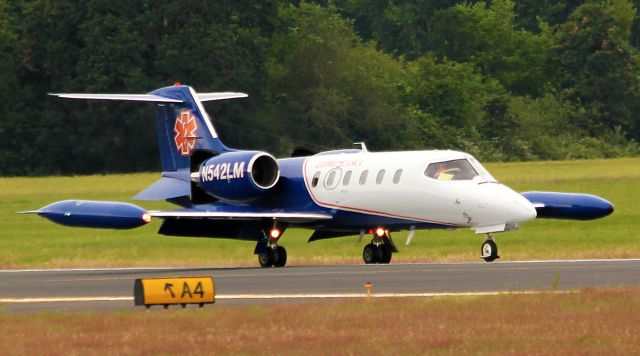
left=1, top=158, right=638, bottom=268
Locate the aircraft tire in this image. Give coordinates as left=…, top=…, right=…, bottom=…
left=481, top=239, right=498, bottom=262
left=363, top=243, right=379, bottom=264
left=273, top=246, right=287, bottom=267
left=378, top=244, right=392, bottom=264
left=258, top=249, right=275, bottom=267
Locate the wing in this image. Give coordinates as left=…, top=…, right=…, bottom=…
left=149, top=209, right=332, bottom=224
left=21, top=200, right=332, bottom=231
left=152, top=207, right=333, bottom=240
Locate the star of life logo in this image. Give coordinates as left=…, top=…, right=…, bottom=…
left=174, top=110, right=198, bottom=156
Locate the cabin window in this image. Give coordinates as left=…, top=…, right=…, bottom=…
left=323, top=168, right=341, bottom=190
left=376, top=169, right=385, bottom=184
left=326, top=171, right=336, bottom=187
left=312, top=172, right=321, bottom=187
left=343, top=170, right=352, bottom=185
left=359, top=170, right=369, bottom=185
left=425, top=159, right=479, bottom=181
left=393, top=169, right=403, bottom=184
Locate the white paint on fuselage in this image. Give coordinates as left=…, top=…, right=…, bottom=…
left=303, top=150, right=537, bottom=232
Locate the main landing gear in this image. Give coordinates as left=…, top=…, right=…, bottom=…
left=257, top=225, right=287, bottom=268
left=258, top=245, right=287, bottom=268
left=481, top=235, right=499, bottom=262
left=363, top=228, right=398, bottom=264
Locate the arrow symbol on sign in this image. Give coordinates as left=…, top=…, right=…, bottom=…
left=164, top=283, right=175, bottom=298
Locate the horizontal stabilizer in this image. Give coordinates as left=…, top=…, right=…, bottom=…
left=50, top=93, right=183, bottom=103
left=50, top=92, right=247, bottom=103
left=132, top=177, right=191, bottom=201
left=197, top=92, right=248, bottom=102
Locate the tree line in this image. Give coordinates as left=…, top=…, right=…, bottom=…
left=1, top=0, right=640, bottom=175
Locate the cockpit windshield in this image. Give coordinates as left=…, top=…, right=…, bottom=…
left=425, top=159, right=479, bottom=181
left=467, top=157, right=498, bottom=182
left=425, top=157, right=498, bottom=182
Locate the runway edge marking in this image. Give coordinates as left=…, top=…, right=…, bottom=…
left=2, top=259, right=640, bottom=273
left=0, top=290, right=576, bottom=304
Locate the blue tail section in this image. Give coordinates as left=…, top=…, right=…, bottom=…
left=150, top=85, right=230, bottom=172
left=49, top=85, right=247, bottom=202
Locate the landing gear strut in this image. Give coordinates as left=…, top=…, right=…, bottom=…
left=363, top=229, right=397, bottom=264
left=481, top=235, right=499, bottom=262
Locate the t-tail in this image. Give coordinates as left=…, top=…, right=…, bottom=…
left=50, top=84, right=247, bottom=203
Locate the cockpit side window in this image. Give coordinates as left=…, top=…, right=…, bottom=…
left=425, top=159, right=479, bottom=181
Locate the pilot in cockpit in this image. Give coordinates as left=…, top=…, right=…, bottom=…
left=434, top=162, right=460, bottom=180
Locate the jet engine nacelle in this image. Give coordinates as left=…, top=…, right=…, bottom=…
left=197, top=151, right=280, bottom=203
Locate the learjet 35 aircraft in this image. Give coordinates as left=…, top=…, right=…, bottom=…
left=21, top=84, right=614, bottom=267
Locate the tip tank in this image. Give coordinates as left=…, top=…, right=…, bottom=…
left=20, top=200, right=150, bottom=229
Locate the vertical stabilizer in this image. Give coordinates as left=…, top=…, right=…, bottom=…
left=150, top=85, right=239, bottom=172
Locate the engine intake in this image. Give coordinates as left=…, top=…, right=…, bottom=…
left=196, top=151, right=280, bottom=202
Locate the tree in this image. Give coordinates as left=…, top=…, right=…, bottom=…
left=4, top=0, right=279, bottom=174
left=0, top=0, right=22, bottom=175
left=429, top=0, right=552, bottom=97
left=552, top=0, right=640, bottom=137
left=335, top=0, right=460, bottom=59
left=514, top=0, right=584, bottom=32
left=266, top=2, right=415, bottom=152
left=403, top=55, right=506, bottom=156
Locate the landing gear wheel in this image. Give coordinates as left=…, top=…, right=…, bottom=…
left=481, top=239, right=499, bottom=262
left=363, top=243, right=379, bottom=264
left=377, top=244, right=392, bottom=264
left=258, top=249, right=275, bottom=268
left=273, top=246, right=287, bottom=267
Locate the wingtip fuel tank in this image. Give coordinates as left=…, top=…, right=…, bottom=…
left=20, top=200, right=150, bottom=229
left=521, top=192, right=614, bottom=220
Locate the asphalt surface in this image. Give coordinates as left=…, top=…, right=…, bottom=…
left=1, top=259, right=640, bottom=313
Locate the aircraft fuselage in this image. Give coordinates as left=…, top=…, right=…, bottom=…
left=226, top=149, right=537, bottom=235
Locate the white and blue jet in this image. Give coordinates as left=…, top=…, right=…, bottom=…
left=22, top=85, right=614, bottom=267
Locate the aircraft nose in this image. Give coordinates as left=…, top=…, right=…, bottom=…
left=511, top=194, right=537, bottom=222
left=469, top=183, right=537, bottom=225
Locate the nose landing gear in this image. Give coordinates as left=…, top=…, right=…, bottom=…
left=481, top=235, right=499, bottom=262
left=363, top=229, right=397, bottom=264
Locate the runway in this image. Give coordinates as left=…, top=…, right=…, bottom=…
left=1, top=259, right=640, bottom=313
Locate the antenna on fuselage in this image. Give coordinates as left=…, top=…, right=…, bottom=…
left=353, top=142, right=368, bottom=152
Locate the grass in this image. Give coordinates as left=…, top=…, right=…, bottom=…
left=0, top=158, right=638, bottom=268
left=0, top=287, right=638, bottom=354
